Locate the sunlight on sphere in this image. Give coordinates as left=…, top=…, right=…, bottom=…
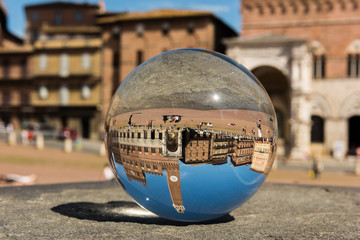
left=105, top=48, right=277, bottom=222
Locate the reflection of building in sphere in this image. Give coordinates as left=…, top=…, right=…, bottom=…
left=109, top=111, right=276, bottom=213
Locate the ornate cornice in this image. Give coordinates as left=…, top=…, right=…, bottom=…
left=243, top=0, right=359, bottom=16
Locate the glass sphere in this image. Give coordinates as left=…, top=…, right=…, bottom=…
left=105, top=48, right=277, bottom=222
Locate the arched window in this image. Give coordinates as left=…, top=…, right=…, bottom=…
left=311, top=41, right=326, bottom=79
left=59, top=85, right=69, bottom=106
left=311, top=115, right=324, bottom=143
left=59, top=54, right=69, bottom=77
left=346, top=40, right=360, bottom=78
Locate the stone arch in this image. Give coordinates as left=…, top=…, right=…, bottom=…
left=247, top=62, right=290, bottom=83
left=340, top=92, right=360, bottom=118
left=251, top=65, right=291, bottom=156
left=310, top=40, right=326, bottom=55
left=310, top=92, right=332, bottom=118
left=346, top=39, right=360, bottom=53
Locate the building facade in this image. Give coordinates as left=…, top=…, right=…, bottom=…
left=1, top=2, right=237, bottom=141
left=225, top=0, right=360, bottom=160
left=97, top=10, right=237, bottom=126
left=25, top=2, right=102, bottom=139
left=0, top=0, right=32, bottom=130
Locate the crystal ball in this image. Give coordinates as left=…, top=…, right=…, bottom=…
left=105, top=48, right=277, bottom=222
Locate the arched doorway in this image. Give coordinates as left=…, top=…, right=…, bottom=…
left=348, top=116, right=360, bottom=155
left=311, top=115, right=324, bottom=143
left=251, top=66, right=291, bottom=157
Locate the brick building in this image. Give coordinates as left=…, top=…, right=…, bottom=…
left=97, top=9, right=237, bottom=125
left=225, top=0, right=360, bottom=160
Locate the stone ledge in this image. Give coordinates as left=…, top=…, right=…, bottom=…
left=0, top=181, right=359, bottom=239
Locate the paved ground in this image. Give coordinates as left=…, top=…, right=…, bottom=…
left=0, top=181, right=359, bottom=239
left=0, top=142, right=359, bottom=239
left=0, top=142, right=360, bottom=187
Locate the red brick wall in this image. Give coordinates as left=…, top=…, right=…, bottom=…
left=242, top=0, right=360, bottom=78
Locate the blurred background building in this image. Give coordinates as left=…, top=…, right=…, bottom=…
left=0, top=1, right=236, bottom=140
left=1, top=0, right=360, bottom=162
left=226, top=0, right=360, bottom=160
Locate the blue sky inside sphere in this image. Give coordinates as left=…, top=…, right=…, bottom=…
left=4, top=0, right=241, bottom=38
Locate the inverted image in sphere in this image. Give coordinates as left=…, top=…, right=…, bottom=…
left=105, top=48, right=277, bottom=222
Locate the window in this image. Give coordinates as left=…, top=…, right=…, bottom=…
left=135, top=23, right=144, bottom=37
left=151, top=148, right=156, bottom=153
left=347, top=54, right=360, bottom=78
left=311, top=116, right=324, bottom=143
left=30, top=30, right=39, bottom=42
left=32, top=11, right=39, bottom=22
left=151, top=130, right=155, bottom=139
left=159, top=148, right=162, bottom=154
left=21, top=59, right=27, bottom=78
left=313, top=54, right=326, bottom=79
left=39, top=85, right=48, bottom=100
left=137, top=132, right=141, bottom=139
left=3, top=60, right=9, bottom=78
left=144, top=147, right=148, bottom=153
left=55, top=11, right=62, bottom=25
left=162, top=22, right=170, bottom=36
left=75, top=11, right=83, bottom=22
left=153, top=165, right=158, bottom=170
left=138, top=146, right=142, bottom=152
left=159, top=133, right=162, bottom=139
left=136, top=50, right=143, bottom=66
left=20, top=92, right=30, bottom=106
left=143, top=130, right=147, bottom=139
left=146, top=163, right=150, bottom=169
left=39, top=54, right=47, bottom=70
left=187, top=22, right=194, bottom=35
left=59, top=85, right=69, bottom=106
left=60, top=54, right=69, bottom=77
left=81, top=84, right=91, bottom=99
left=82, top=53, right=91, bottom=69
left=2, top=91, right=11, bottom=106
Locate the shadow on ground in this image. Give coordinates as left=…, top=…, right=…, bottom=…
left=51, top=201, right=234, bottom=226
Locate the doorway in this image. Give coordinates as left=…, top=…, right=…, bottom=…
left=348, top=116, right=360, bottom=155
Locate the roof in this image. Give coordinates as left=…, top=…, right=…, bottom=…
left=224, top=33, right=307, bottom=46
left=25, top=1, right=98, bottom=10
left=97, top=9, right=213, bottom=24
left=42, top=26, right=101, bottom=34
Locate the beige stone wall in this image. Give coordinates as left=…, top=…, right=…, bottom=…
left=31, top=83, right=100, bottom=106
left=32, top=46, right=101, bottom=77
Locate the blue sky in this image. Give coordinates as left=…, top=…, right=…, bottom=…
left=4, top=0, right=241, bottom=38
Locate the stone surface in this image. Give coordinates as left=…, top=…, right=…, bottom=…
left=0, top=181, right=359, bottom=239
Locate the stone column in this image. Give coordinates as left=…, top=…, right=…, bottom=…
left=36, top=134, right=44, bottom=150
left=325, top=117, right=347, bottom=160
left=289, top=43, right=312, bottom=161
left=8, top=132, right=17, bottom=146
left=289, top=94, right=312, bottom=160
left=64, top=138, right=73, bottom=153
